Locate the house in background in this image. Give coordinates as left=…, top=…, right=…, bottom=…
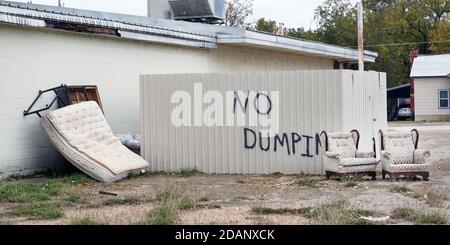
left=411, top=54, right=450, bottom=121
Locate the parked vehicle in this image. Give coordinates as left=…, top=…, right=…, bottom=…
left=396, top=105, right=412, bottom=120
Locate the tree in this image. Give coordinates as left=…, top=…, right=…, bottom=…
left=286, top=28, right=320, bottom=41
left=429, top=20, right=450, bottom=53
left=225, top=0, right=254, bottom=27
left=255, top=18, right=277, bottom=33
left=311, top=0, right=450, bottom=87
left=314, top=0, right=357, bottom=47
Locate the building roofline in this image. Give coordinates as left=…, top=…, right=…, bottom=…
left=0, top=0, right=378, bottom=62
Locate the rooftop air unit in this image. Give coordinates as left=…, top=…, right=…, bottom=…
left=148, top=0, right=224, bottom=24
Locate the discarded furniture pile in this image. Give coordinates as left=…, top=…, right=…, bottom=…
left=322, top=129, right=431, bottom=181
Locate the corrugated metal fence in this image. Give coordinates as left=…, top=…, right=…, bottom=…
left=140, top=70, right=387, bottom=174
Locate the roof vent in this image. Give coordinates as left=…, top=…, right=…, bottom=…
left=168, top=0, right=224, bottom=24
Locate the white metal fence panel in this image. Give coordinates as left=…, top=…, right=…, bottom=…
left=141, top=70, right=387, bottom=174
left=341, top=71, right=387, bottom=159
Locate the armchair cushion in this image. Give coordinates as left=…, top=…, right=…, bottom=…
left=328, top=133, right=357, bottom=158
left=339, top=158, right=378, bottom=167
left=414, top=150, right=431, bottom=164
left=383, top=131, right=415, bottom=165
left=356, top=150, right=375, bottom=158
left=384, top=163, right=430, bottom=173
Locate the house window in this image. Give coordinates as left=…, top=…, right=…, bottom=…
left=439, top=90, right=450, bottom=109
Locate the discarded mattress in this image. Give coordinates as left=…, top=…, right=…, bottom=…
left=41, top=101, right=150, bottom=182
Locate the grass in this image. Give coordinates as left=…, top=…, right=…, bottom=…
left=389, top=183, right=411, bottom=193
left=391, top=207, right=448, bottom=225
left=343, top=179, right=359, bottom=188
left=424, top=190, right=446, bottom=208
left=139, top=188, right=182, bottom=225
left=0, top=181, right=63, bottom=203
left=11, top=202, right=63, bottom=220
left=102, top=197, right=140, bottom=206
left=252, top=206, right=313, bottom=215
left=308, top=200, right=384, bottom=225
left=179, top=197, right=196, bottom=210
left=180, top=169, right=199, bottom=177
left=391, top=207, right=416, bottom=220
left=296, top=177, right=317, bottom=188
left=0, top=172, right=96, bottom=220
left=414, top=211, right=448, bottom=225
left=70, top=217, right=107, bottom=225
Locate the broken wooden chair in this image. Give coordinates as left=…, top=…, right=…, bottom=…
left=322, top=130, right=378, bottom=180
left=379, top=129, right=431, bottom=181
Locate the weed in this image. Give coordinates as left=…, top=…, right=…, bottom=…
left=0, top=181, right=63, bottom=203
left=180, top=169, right=199, bottom=177
left=179, top=197, right=196, bottom=210
left=296, top=178, right=317, bottom=188
left=415, top=210, right=448, bottom=225
left=309, top=200, right=384, bottom=225
left=391, top=207, right=416, bottom=220
left=70, top=217, right=107, bottom=225
left=391, top=208, right=448, bottom=224
left=343, top=179, right=359, bottom=188
left=424, top=191, right=446, bottom=208
left=11, top=202, right=63, bottom=220
left=389, top=183, right=411, bottom=193
left=102, top=197, right=140, bottom=206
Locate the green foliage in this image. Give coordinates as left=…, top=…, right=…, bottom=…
left=180, top=169, right=199, bottom=177
left=0, top=181, right=63, bottom=203
left=70, top=217, right=107, bottom=225
left=296, top=177, right=317, bottom=188
left=255, top=18, right=278, bottom=33
left=391, top=207, right=416, bottom=219
left=389, top=183, right=411, bottom=193
left=309, top=200, right=384, bottom=225
left=102, top=197, right=140, bottom=206
left=391, top=207, right=448, bottom=224
left=343, top=179, right=359, bottom=188
left=11, top=202, right=63, bottom=220
left=414, top=210, right=448, bottom=225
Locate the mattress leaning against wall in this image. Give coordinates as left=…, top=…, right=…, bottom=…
left=41, top=101, right=150, bottom=182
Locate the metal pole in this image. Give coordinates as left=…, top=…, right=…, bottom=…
left=357, top=1, right=364, bottom=71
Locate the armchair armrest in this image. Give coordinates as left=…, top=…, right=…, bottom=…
left=414, top=149, right=431, bottom=164
left=325, top=152, right=341, bottom=159
left=356, top=150, right=375, bottom=158
left=381, top=151, right=392, bottom=160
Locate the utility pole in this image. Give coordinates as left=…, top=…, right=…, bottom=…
left=357, top=1, right=364, bottom=71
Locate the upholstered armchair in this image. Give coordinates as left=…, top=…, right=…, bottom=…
left=322, top=130, right=379, bottom=180
left=379, top=129, right=431, bottom=181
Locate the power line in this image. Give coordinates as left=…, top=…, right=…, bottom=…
left=348, top=40, right=450, bottom=48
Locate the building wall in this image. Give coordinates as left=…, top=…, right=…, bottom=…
left=0, top=24, right=334, bottom=176
left=415, top=77, right=450, bottom=121
left=140, top=71, right=387, bottom=175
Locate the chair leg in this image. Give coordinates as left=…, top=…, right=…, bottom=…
left=371, top=172, right=377, bottom=181
left=423, top=173, right=430, bottom=181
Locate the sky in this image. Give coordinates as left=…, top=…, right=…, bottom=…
left=13, top=0, right=359, bottom=29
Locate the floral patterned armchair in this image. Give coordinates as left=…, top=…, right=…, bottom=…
left=322, top=130, right=378, bottom=180
left=379, top=129, right=431, bottom=181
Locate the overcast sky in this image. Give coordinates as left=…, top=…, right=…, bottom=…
left=14, top=0, right=359, bottom=29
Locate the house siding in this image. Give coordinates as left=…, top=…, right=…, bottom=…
left=0, top=24, right=334, bottom=176
left=415, top=77, right=450, bottom=121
